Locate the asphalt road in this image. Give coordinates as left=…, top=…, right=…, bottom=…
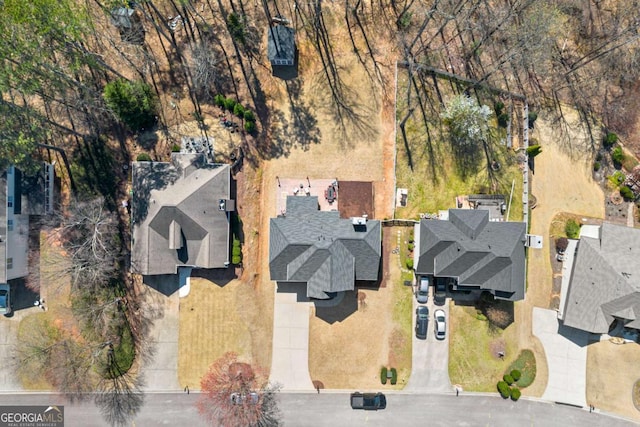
left=0, top=392, right=635, bottom=427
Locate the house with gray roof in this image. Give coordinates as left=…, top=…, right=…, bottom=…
left=561, top=223, right=640, bottom=334
left=414, top=209, right=526, bottom=301
left=1, top=164, right=56, bottom=286
left=267, top=25, right=296, bottom=66
left=269, top=196, right=381, bottom=299
left=131, top=153, right=233, bottom=276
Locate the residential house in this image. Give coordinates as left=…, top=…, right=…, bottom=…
left=560, top=223, right=640, bottom=334
left=414, top=209, right=526, bottom=301
left=267, top=25, right=296, bottom=67
left=1, top=164, right=55, bottom=286
left=269, top=196, right=381, bottom=299
left=131, top=153, right=233, bottom=276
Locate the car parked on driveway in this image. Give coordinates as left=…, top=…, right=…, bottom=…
left=434, top=277, right=447, bottom=305
left=434, top=309, right=446, bottom=340
left=415, top=306, right=428, bottom=339
left=0, top=284, right=11, bottom=316
left=416, top=277, right=429, bottom=303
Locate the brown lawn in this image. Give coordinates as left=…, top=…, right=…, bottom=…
left=308, top=228, right=412, bottom=389
left=587, top=341, right=640, bottom=422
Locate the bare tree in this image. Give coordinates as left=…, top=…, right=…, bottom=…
left=198, top=352, right=282, bottom=427
left=51, top=197, right=121, bottom=292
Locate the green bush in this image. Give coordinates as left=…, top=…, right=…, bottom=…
left=497, top=381, right=510, bottom=398
left=596, top=152, right=603, bottom=161
left=232, top=238, right=242, bottom=265
left=136, top=153, right=152, bottom=161
left=408, top=243, right=414, bottom=252
left=503, top=374, right=514, bottom=385
left=390, top=368, right=397, bottom=385
left=609, top=171, right=626, bottom=186
left=224, top=97, right=237, bottom=112
left=527, top=111, right=538, bottom=129
left=565, top=219, right=580, bottom=239
left=507, top=349, right=537, bottom=388
left=408, top=229, right=414, bottom=243
left=380, top=367, right=388, bottom=385
left=511, top=370, right=521, bottom=381
left=406, top=258, right=414, bottom=269
left=497, top=113, right=509, bottom=128
left=526, top=145, right=542, bottom=157
left=593, top=162, right=601, bottom=171
left=214, top=94, right=226, bottom=108
left=494, top=101, right=505, bottom=116
left=620, top=186, right=635, bottom=201
left=171, top=143, right=181, bottom=152
left=603, top=131, right=618, bottom=148
left=233, top=103, right=245, bottom=118
left=103, top=323, right=135, bottom=379
left=510, top=387, right=521, bottom=401
left=475, top=312, right=487, bottom=321
left=612, top=146, right=625, bottom=166
left=244, top=121, right=256, bottom=134
left=103, top=79, right=158, bottom=131
left=243, top=109, right=255, bottom=122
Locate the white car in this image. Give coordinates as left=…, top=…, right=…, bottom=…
left=434, top=309, right=446, bottom=340
left=416, top=277, right=429, bottom=304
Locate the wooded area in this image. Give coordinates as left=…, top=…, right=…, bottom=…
left=3, top=0, right=640, bottom=425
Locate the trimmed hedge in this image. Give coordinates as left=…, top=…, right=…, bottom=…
left=406, top=259, right=414, bottom=269
left=603, top=131, right=618, bottom=148
left=244, top=121, right=256, bottom=134
left=233, top=103, right=245, bottom=118
left=381, top=367, right=388, bottom=385
left=497, top=381, right=510, bottom=398
left=390, top=368, right=397, bottom=385
left=232, top=238, right=242, bottom=265
left=243, top=109, right=255, bottom=122
left=510, top=370, right=521, bottom=382
left=503, top=374, right=514, bottom=385
left=510, top=387, right=521, bottom=401
left=620, top=186, right=634, bottom=201
left=136, top=153, right=152, bottom=161
left=565, top=219, right=580, bottom=239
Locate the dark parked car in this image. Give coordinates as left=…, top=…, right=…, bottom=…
left=415, top=306, right=428, bottom=339
left=350, top=392, right=386, bottom=410
left=434, top=278, right=447, bottom=305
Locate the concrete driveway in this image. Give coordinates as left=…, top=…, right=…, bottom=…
left=533, top=307, right=588, bottom=407
left=0, top=309, right=32, bottom=392
left=141, top=288, right=180, bottom=391
left=405, top=293, right=452, bottom=392
left=269, top=283, right=314, bottom=390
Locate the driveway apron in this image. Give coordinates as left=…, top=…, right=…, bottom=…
left=533, top=307, right=588, bottom=407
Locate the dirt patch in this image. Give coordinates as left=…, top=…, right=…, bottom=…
left=587, top=341, right=640, bottom=422
left=489, top=338, right=507, bottom=360
left=337, top=181, right=375, bottom=219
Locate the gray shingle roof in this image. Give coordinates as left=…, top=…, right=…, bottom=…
left=267, top=25, right=295, bottom=63
left=131, top=153, right=231, bottom=275
left=415, top=209, right=526, bottom=301
left=562, top=223, right=640, bottom=333
left=269, top=196, right=381, bottom=299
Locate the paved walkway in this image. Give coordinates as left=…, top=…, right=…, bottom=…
left=405, top=294, right=452, bottom=392
left=269, top=284, right=314, bottom=391
left=533, top=307, right=588, bottom=407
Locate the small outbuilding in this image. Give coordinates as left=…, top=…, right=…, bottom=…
left=267, top=25, right=296, bottom=67
left=110, top=7, right=144, bottom=44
